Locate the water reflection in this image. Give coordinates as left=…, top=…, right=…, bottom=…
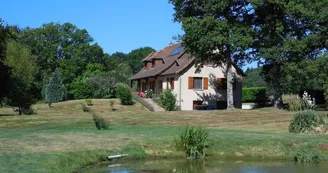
left=83, top=159, right=328, bottom=173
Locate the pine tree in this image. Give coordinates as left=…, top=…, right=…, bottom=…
left=45, top=70, right=66, bottom=107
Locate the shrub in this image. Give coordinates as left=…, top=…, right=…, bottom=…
left=301, top=91, right=316, bottom=110
left=87, top=75, right=116, bottom=98
left=109, top=100, right=116, bottom=111
left=132, top=94, right=154, bottom=111
left=80, top=103, right=89, bottom=112
left=109, top=100, right=115, bottom=107
left=289, top=110, right=321, bottom=133
left=13, top=106, right=34, bottom=115
left=283, top=94, right=302, bottom=111
left=159, top=89, right=177, bottom=111
left=70, top=77, right=93, bottom=99
left=85, top=99, right=92, bottom=106
left=92, top=114, right=109, bottom=130
left=242, top=87, right=267, bottom=105
left=174, top=126, right=209, bottom=159
left=116, top=83, right=134, bottom=105
left=145, top=90, right=153, bottom=98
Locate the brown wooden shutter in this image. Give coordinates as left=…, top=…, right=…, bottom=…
left=218, top=78, right=223, bottom=87
left=171, top=78, right=175, bottom=89
left=203, top=77, right=208, bottom=90
left=188, top=77, right=194, bottom=89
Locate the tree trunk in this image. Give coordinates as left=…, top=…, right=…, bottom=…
left=226, top=58, right=235, bottom=110
left=272, top=81, right=283, bottom=109
left=270, top=64, right=284, bottom=109
left=18, top=107, right=22, bottom=115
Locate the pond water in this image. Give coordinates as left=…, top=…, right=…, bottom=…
left=82, top=159, right=328, bottom=173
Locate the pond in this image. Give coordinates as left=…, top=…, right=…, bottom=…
left=82, top=159, right=328, bottom=173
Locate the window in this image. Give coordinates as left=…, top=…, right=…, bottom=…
left=170, top=47, right=184, bottom=56
left=188, top=77, right=208, bottom=90
left=217, top=78, right=237, bottom=90
left=218, top=78, right=227, bottom=90
left=194, top=77, right=202, bottom=90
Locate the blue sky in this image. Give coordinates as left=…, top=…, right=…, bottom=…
left=1, top=0, right=256, bottom=69
left=1, top=0, right=183, bottom=54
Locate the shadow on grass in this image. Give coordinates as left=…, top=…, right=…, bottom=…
left=0, top=114, right=16, bottom=117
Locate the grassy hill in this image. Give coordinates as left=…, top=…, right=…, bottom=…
left=0, top=99, right=327, bottom=173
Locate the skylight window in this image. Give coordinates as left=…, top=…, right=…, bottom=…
left=170, top=47, right=184, bottom=56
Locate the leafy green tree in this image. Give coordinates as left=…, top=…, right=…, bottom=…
left=128, top=47, right=155, bottom=73
left=170, top=0, right=254, bottom=109
left=70, top=63, right=105, bottom=99
left=45, top=70, right=66, bottom=107
left=0, top=19, right=12, bottom=102
left=5, top=40, right=38, bottom=114
left=253, top=0, right=328, bottom=108
left=20, top=22, right=96, bottom=92
left=243, top=67, right=267, bottom=88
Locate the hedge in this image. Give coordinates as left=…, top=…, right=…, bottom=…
left=242, top=87, right=267, bottom=104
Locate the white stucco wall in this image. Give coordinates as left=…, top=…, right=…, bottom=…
left=162, top=64, right=242, bottom=110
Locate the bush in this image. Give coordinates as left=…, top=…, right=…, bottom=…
left=159, top=89, right=177, bottom=111
left=116, top=83, right=134, bottom=105
left=283, top=94, right=302, bottom=111
left=174, top=126, right=209, bottom=159
left=242, top=87, right=267, bottom=105
left=132, top=94, right=154, bottom=111
left=93, top=114, right=109, bottom=130
left=293, top=148, right=322, bottom=163
left=109, top=100, right=116, bottom=111
left=87, top=75, right=117, bottom=98
left=80, top=103, right=89, bottom=112
left=85, top=99, right=92, bottom=106
left=289, top=110, right=321, bottom=133
left=145, top=90, right=153, bottom=98
left=70, top=77, right=93, bottom=99
left=13, top=106, right=34, bottom=115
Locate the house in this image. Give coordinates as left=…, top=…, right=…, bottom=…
left=129, top=43, right=244, bottom=110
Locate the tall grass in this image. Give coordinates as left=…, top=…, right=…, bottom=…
left=293, top=148, right=322, bottom=163
left=282, top=94, right=302, bottom=111
left=174, top=126, right=209, bottom=159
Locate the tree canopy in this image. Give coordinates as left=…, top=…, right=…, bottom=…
left=170, top=0, right=328, bottom=108
left=0, top=20, right=155, bottom=114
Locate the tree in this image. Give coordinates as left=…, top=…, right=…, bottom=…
left=5, top=40, right=38, bottom=114
left=253, top=0, right=328, bottom=108
left=243, top=67, right=267, bottom=88
left=0, top=19, right=12, bottom=102
left=170, top=0, right=254, bottom=109
left=128, top=47, right=155, bottom=73
left=70, top=63, right=105, bottom=99
left=20, top=22, right=96, bottom=94
left=45, top=70, right=66, bottom=107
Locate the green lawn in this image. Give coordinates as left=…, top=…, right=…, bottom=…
left=0, top=99, right=327, bottom=173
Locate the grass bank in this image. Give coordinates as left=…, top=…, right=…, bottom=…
left=0, top=99, right=327, bottom=172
